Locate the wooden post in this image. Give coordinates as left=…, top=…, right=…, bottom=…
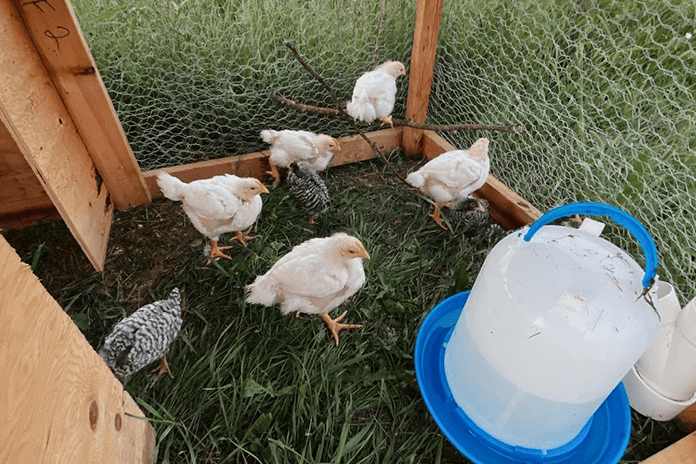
left=679, top=403, right=696, bottom=433
left=0, top=235, right=156, bottom=463
left=12, top=0, right=151, bottom=210
left=403, top=0, right=444, bottom=156
left=421, top=130, right=542, bottom=229
left=0, top=1, right=112, bottom=271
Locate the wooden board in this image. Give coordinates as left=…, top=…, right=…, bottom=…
left=144, top=127, right=403, bottom=196
left=421, top=130, right=542, bottom=229
left=639, top=431, right=696, bottom=464
left=0, top=235, right=156, bottom=463
left=403, top=0, right=444, bottom=155
left=0, top=1, right=112, bottom=271
left=12, top=0, right=151, bottom=210
left=679, top=402, right=696, bottom=433
left=0, top=119, right=54, bottom=217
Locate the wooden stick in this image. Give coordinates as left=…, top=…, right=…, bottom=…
left=269, top=95, right=523, bottom=134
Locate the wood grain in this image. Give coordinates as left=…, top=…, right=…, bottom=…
left=12, top=0, right=151, bottom=209
left=0, top=235, right=155, bottom=463
left=0, top=119, right=53, bottom=216
left=403, top=0, right=444, bottom=155
left=0, top=1, right=112, bottom=271
left=639, top=431, right=696, bottom=464
left=421, top=130, right=542, bottom=229
left=144, top=128, right=403, bottom=196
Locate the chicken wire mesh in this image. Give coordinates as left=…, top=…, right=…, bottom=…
left=73, top=0, right=696, bottom=301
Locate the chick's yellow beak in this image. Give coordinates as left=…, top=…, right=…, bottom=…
left=357, top=242, right=370, bottom=259
left=256, top=180, right=270, bottom=194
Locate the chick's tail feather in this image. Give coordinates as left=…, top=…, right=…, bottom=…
left=346, top=100, right=376, bottom=123
left=260, top=129, right=278, bottom=144
left=156, top=172, right=187, bottom=201
left=405, top=171, right=425, bottom=189
left=245, top=275, right=277, bottom=306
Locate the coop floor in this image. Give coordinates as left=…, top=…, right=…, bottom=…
left=3, top=154, right=688, bottom=463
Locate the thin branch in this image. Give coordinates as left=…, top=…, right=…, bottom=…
left=269, top=95, right=524, bottom=134
left=283, top=41, right=413, bottom=189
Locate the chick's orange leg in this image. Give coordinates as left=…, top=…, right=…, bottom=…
left=230, top=227, right=260, bottom=246
left=379, top=115, right=395, bottom=129
left=152, top=356, right=173, bottom=384
left=428, top=203, right=447, bottom=230
left=320, top=311, right=364, bottom=346
left=208, top=239, right=233, bottom=263
left=267, top=160, right=281, bottom=189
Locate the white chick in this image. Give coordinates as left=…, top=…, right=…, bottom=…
left=246, top=233, right=370, bottom=345
left=260, top=129, right=341, bottom=189
left=406, top=137, right=490, bottom=230
left=346, top=60, right=406, bottom=128
left=99, top=288, right=182, bottom=383
left=157, top=172, right=268, bottom=261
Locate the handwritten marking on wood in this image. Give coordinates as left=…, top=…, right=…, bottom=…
left=13, top=0, right=151, bottom=209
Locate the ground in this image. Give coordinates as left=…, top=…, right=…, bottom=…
left=2, top=156, right=690, bottom=463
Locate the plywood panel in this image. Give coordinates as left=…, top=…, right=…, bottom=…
left=0, top=119, right=53, bottom=215
left=0, top=235, right=155, bottom=463
left=0, top=1, right=112, bottom=271
left=421, top=130, right=542, bottom=229
left=144, top=127, right=403, bottom=196
left=12, top=0, right=151, bottom=209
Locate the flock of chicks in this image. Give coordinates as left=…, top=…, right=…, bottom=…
left=99, top=59, right=504, bottom=382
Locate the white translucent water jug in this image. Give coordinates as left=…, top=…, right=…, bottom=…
left=444, top=202, right=660, bottom=451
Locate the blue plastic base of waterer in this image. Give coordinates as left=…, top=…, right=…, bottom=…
left=414, top=291, right=631, bottom=464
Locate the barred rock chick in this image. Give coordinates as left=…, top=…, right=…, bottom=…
left=448, top=197, right=490, bottom=236
left=99, top=288, right=182, bottom=383
left=287, top=162, right=330, bottom=224
left=449, top=198, right=508, bottom=246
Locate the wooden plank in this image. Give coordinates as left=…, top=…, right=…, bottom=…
left=421, top=130, right=542, bottom=229
left=0, top=2, right=112, bottom=271
left=403, top=0, right=444, bottom=155
left=12, top=0, right=151, bottom=210
left=639, top=431, right=696, bottom=464
left=0, top=235, right=155, bottom=463
left=679, top=403, right=696, bottom=433
left=144, top=127, right=403, bottom=196
left=0, top=119, right=54, bottom=216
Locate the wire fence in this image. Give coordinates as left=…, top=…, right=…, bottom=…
left=74, top=0, right=696, bottom=302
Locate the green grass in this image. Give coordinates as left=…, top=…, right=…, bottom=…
left=10, top=0, right=694, bottom=460
left=5, top=155, right=690, bottom=463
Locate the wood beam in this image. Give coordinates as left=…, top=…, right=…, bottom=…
left=403, top=0, right=443, bottom=156
left=144, top=127, right=403, bottom=196
left=639, top=431, right=696, bottom=464
left=0, top=1, right=112, bottom=271
left=421, top=130, right=542, bottom=229
left=0, top=235, right=156, bottom=463
left=679, top=403, right=696, bottom=433
left=12, top=0, right=151, bottom=210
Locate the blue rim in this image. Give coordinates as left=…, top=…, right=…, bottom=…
left=415, top=291, right=631, bottom=464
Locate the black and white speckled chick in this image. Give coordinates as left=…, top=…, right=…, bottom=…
left=99, top=288, right=182, bottom=378
left=287, top=162, right=331, bottom=224
left=448, top=197, right=490, bottom=236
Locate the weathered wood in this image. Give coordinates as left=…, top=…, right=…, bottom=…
left=0, top=2, right=112, bottom=271
left=639, top=431, right=696, bottom=464
left=12, top=0, right=151, bottom=210
left=0, top=235, right=155, bottom=463
left=679, top=403, right=696, bottom=433
left=403, top=0, right=444, bottom=155
left=421, top=130, right=542, bottom=229
left=145, top=128, right=403, bottom=196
